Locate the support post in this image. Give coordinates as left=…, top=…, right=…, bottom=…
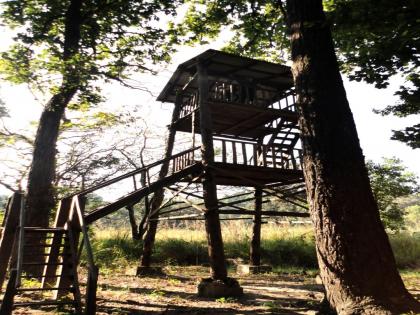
left=138, top=92, right=182, bottom=271
left=250, top=187, right=262, bottom=266
left=197, top=61, right=227, bottom=281
left=0, top=193, right=22, bottom=291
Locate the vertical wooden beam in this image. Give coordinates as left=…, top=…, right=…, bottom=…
left=197, top=61, right=228, bottom=281
left=250, top=188, right=262, bottom=266
left=0, top=268, right=17, bottom=314
left=139, top=91, right=182, bottom=268
left=232, top=141, right=237, bottom=164
left=242, top=143, right=247, bottom=165
left=0, top=193, right=22, bottom=292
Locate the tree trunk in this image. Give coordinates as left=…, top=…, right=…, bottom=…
left=286, top=1, right=420, bottom=314
left=127, top=205, right=140, bottom=240
left=24, top=0, right=82, bottom=277
left=250, top=188, right=262, bottom=266
left=197, top=61, right=227, bottom=281
left=139, top=95, right=181, bottom=267
left=25, top=0, right=83, bottom=228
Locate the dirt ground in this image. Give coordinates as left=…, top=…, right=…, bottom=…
left=7, top=266, right=420, bottom=314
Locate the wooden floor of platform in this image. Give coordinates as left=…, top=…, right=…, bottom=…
left=180, top=162, right=304, bottom=187
left=212, top=163, right=304, bottom=186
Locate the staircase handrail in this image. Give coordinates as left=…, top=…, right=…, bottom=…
left=69, top=195, right=98, bottom=314
left=67, top=146, right=201, bottom=198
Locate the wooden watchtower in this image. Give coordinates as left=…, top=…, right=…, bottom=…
left=140, top=49, right=306, bottom=281
left=0, top=49, right=307, bottom=312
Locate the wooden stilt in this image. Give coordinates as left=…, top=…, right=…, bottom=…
left=250, top=188, right=262, bottom=266
left=197, top=61, right=228, bottom=281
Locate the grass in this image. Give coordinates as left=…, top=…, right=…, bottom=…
left=87, top=223, right=420, bottom=270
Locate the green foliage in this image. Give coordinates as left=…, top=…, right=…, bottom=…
left=329, top=0, right=420, bottom=148
left=86, top=226, right=420, bottom=270
left=405, top=205, right=420, bottom=231
left=175, top=1, right=289, bottom=62
left=179, top=0, right=420, bottom=148
left=367, top=158, right=419, bottom=231
left=389, top=233, right=420, bottom=269
left=0, top=0, right=180, bottom=107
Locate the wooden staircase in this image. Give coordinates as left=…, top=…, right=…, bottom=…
left=0, top=193, right=98, bottom=314
left=1, top=227, right=83, bottom=313
left=0, top=147, right=200, bottom=313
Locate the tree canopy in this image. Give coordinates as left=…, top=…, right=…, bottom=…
left=0, top=0, right=179, bottom=105
left=367, top=158, right=419, bottom=231
left=0, top=0, right=181, bottom=229
left=175, top=0, right=420, bottom=148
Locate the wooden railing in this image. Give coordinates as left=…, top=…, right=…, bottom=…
left=65, top=146, right=201, bottom=221
left=70, top=146, right=201, bottom=198
left=177, top=83, right=297, bottom=120
left=171, top=148, right=197, bottom=173
left=68, top=196, right=98, bottom=314
left=213, top=138, right=302, bottom=170
left=179, top=92, right=199, bottom=119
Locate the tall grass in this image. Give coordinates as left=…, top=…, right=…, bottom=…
left=87, top=223, right=420, bottom=270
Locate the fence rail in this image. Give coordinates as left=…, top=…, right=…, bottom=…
left=177, top=82, right=297, bottom=119
left=213, top=138, right=302, bottom=171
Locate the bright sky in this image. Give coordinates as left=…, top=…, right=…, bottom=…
left=0, top=29, right=419, bottom=196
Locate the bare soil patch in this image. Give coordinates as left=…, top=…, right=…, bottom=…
left=5, top=266, right=420, bottom=314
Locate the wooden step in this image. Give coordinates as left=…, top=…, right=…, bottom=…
left=14, top=300, right=76, bottom=307
left=16, top=287, right=74, bottom=292
left=24, top=227, right=66, bottom=232
left=22, top=262, right=71, bottom=266
left=24, top=243, right=68, bottom=248
left=20, top=274, right=74, bottom=279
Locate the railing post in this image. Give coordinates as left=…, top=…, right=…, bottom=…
left=242, top=143, right=247, bottom=165
left=0, top=193, right=23, bottom=292
left=232, top=141, right=237, bottom=164
left=85, top=265, right=98, bottom=315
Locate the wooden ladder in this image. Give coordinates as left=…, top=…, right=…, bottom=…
left=1, top=227, right=83, bottom=314
left=0, top=193, right=98, bottom=314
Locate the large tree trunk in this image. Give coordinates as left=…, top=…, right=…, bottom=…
left=25, top=0, right=82, bottom=228
left=286, top=1, right=420, bottom=314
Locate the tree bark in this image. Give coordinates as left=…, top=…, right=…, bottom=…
left=250, top=187, right=262, bottom=266
left=25, top=0, right=83, bottom=228
left=197, top=61, right=228, bottom=281
left=286, top=1, right=420, bottom=314
left=139, top=95, right=181, bottom=267
left=127, top=205, right=140, bottom=240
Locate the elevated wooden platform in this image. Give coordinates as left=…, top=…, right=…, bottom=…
left=211, top=163, right=304, bottom=187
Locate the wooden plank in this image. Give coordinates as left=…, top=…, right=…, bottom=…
left=218, top=210, right=309, bottom=217
left=0, top=193, right=22, bottom=292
